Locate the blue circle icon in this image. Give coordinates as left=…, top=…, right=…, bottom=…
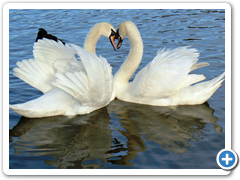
left=217, top=149, right=238, bottom=170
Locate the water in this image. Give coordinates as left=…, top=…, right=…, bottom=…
left=9, top=9, right=225, bottom=169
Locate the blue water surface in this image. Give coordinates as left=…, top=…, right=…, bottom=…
left=9, top=9, right=225, bottom=169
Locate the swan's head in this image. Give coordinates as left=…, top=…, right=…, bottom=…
left=116, top=21, right=137, bottom=49
left=97, top=22, right=117, bottom=50
left=115, top=21, right=128, bottom=49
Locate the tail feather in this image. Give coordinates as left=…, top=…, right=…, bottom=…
left=195, top=72, right=225, bottom=94
left=175, top=74, right=206, bottom=92
left=172, top=72, right=225, bottom=105
left=206, top=73, right=225, bottom=98
left=190, top=72, right=225, bottom=91
left=209, top=72, right=225, bottom=87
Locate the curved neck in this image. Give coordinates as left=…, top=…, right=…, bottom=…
left=83, top=24, right=102, bottom=54
left=114, top=23, right=144, bottom=87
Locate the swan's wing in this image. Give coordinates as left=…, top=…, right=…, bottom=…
left=33, top=38, right=78, bottom=74
left=13, top=59, right=56, bottom=93
left=130, top=46, right=202, bottom=99
left=13, top=39, right=79, bottom=93
left=52, top=45, right=114, bottom=109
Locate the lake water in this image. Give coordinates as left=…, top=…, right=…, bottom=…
left=9, top=9, right=225, bottom=169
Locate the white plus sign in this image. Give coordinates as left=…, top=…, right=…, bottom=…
left=222, top=153, right=233, bottom=165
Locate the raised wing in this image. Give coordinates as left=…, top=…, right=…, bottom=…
left=52, top=45, right=114, bottom=110
left=13, top=59, right=55, bottom=93
left=33, top=38, right=78, bottom=74
left=13, top=38, right=78, bottom=93
left=129, top=46, right=204, bottom=99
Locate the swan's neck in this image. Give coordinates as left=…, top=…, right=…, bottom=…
left=83, top=24, right=102, bottom=54
left=114, top=24, right=143, bottom=87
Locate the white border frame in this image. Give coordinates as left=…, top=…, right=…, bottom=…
left=3, top=2, right=231, bottom=176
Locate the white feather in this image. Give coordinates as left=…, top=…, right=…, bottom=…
left=13, top=59, right=55, bottom=93
left=53, top=46, right=114, bottom=108
left=130, top=47, right=200, bottom=99
left=118, top=46, right=224, bottom=106
left=114, top=21, right=225, bottom=106
left=10, top=23, right=116, bottom=118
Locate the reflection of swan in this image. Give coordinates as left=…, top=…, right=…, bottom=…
left=107, top=99, right=222, bottom=158
left=9, top=99, right=222, bottom=168
left=10, top=108, right=113, bottom=169
left=9, top=23, right=117, bottom=118
left=114, top=21, right=225, bottom=106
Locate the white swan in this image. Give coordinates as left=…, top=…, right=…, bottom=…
left=114, top=21, right=225, bottom=106
left=9, top=22, right=117, bottom=118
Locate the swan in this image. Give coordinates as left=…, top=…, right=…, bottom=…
left=9, top=22, right=117, bottom=118
left=114, top=21, right=225, bottom=106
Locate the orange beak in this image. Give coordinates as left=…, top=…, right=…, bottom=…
left=117, top=36, right=123, bottom=49
left=116, top=28, right=123, bottom=49
left=109, top=35, right=116, bottom=50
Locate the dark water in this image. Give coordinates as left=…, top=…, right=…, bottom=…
left=9, top=9, right=225, bottom=169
